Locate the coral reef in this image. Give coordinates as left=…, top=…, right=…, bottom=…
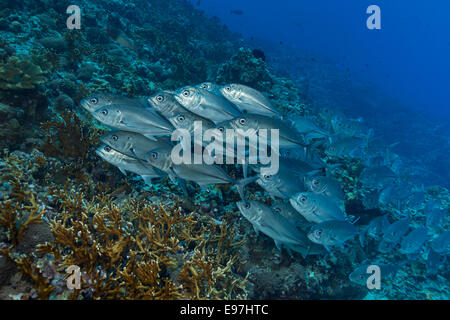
left=0, top=54, right=47, bottom=90
left=0, top=0, right=447, bottom=301
left=216, top=48, right=273, bottom=91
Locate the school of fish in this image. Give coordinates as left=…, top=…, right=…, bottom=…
left=80, top=82, right=449, bottom=288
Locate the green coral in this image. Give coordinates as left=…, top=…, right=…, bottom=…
left=0, top=54, right=47, bottom=90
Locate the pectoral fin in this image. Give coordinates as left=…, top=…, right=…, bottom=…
left=141, top=175, right=154, bottom=186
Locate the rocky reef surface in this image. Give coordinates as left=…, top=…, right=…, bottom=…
left=0, top=0, right=448, bottom=300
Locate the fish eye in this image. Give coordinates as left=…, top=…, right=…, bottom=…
left=90, top=98, right=98, bottom=104
left=182, top=90, right=190, bottom=97
left=225, top=86, right=232, bottom=92
left=313, top=179, right=319, bottom=186
left=151, top=152, right=158, bottom=159
left=264, top=174, right=272, bottom=180
left=300, top=196, right=307, bottom=202
left=101, top=109, right=108, bottom=116
left=273, top=207, right=281, bottom=213
left=239, top=118, right=246, bottom=125
left=156, top=95, right=164, bottom=102
left=314, top=229, right=322, bottom=237
left=177, top=115, right=185, bottom=122
left=201, top=84, right=208, bottom=89
left=112, top=135, right=118, bottom=141
left=218, top=127, right=224, bottom=133
left=104, top=146, right=111, bottom=152
left=243, top=202, right=250, bottom=209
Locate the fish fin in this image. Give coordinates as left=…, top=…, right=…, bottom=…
left=177, top=178, right=188, bottom=196
left=168, top=172, right=178, bottom=184
left=131, top=149, right=150, bottom=166
left=305, top=169, right=321, bottom=177
left=274, top=240, right=282, bottom=251
left=252, top=225, right=259, bottom=236
left=141, top=175, right=154, bottom=186
left=118, top=167, right=127, bottom=176
left=359, top=226, right=368, bottom=248
left=235, top=176, right=258, bottom=200
left=142, top=134, right=157, bottom=141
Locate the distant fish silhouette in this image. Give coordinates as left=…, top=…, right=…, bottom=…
left=106, top=26, right=135, bottom=50
left=230, top=10, right=244, bottom=15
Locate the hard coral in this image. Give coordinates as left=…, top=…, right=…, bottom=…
left=216, top=47, right=273, bottom=91
left=40, top=110, right=101, bottom=163
left=33, top=186, right=249, bottom=300
left=0, top=54, right=47, bottom=90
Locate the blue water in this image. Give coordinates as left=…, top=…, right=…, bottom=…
left=191, top=0, right=450, bottom=188
left=193, top=0, right=450, bottom=118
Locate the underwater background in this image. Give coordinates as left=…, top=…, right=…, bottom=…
left=0, top=0, right=448, bottom=300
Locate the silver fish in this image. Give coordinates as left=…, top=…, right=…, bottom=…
left=288, top=114, right=330, bottom=142
left=271, top=201, right=312, bottom=231
left=278, top=157, right=318, bottom=176
left=174, top=86, right=241, bottom=123
left=289, top=192, right=346, bottom=223
left=426, top=248, right=446, bottom=276
left=425, top=201, right=445, bottom=229
left=168, top=110, right=215, bottom=134
left=349, top=262, right=405, bottom=286
left=304, top=175, right=345, bottom=202
left=81, top=93, right=148, bottom=113
left=147, top=90, right=190, bottom=119
left=279, top=147, right=325, bottom=169
left=399, top=227, right=428, bottom=255
left=382, top=218, right=410, bottom=243
left=145, top=147, right=255, bottom=199
left=308, top=220, right=359, bottom=247
left=92, top=104, right=174, bottom=138
left=100, top=131, right=172, bottom=160
left=220, top=84, right=279, bottom=116
left=378, top=218, right=409, bottom=253
left=236, top=200, right=325, bottom=257
left=325, top=136, right=366, bottom=158
left=196, top=82, right=224, bottom=97
left=257, top=166, right=306, bottom=200
left=359, top=165, right=397, bottom=189
left=95, top=144, right=162, bottom=185
left=217, top=114, right=307, bottom=149
left=359, top=214, right=390, bottom=246
left=430, top=231, right=450, bottom=254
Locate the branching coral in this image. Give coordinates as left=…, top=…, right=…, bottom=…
left=0, top=180, right=45, bottom=246
left=40, top=110, right=102, bottom=163
left=31, top=185, right=249, bottom=300
left=0, top=54, right=47, bottom=90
